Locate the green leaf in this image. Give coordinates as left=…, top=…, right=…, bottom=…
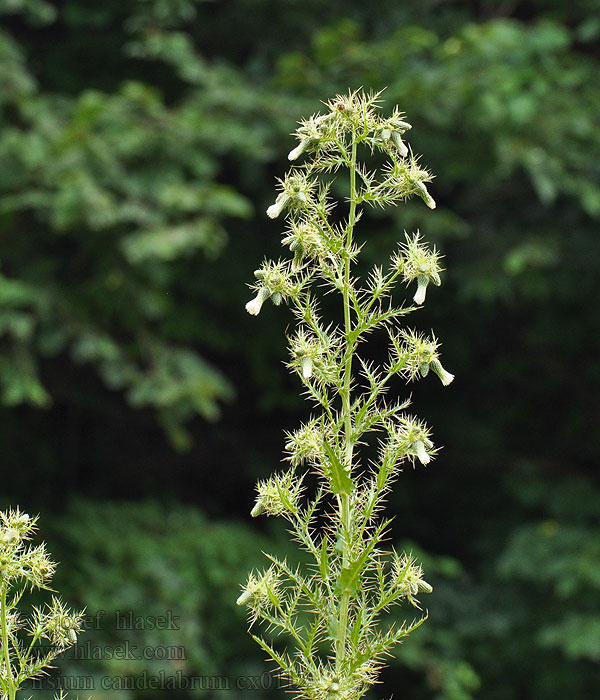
left=321, top=439, right=353, bottom=495
left=335, top=545, right=375, bottom=597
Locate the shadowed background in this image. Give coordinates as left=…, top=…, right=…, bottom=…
left=0, top=0, right=599, bottom=698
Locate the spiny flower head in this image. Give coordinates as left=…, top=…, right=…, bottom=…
left=0, top=510, right=55, bottom=587
left=282, top=220, right=329, bottom=269
left=0, top=508, right=35, bottom=544
left=383, top=158, right=436, bottom=210
left=397, top=329, right=454, bottom=386
left=374, top=107, right=412, bottom=157
left=305, top=665, right=368, bottom=700
left=236, top=567, right=280, bottom=618
left=288, top=328, right=339, bottom=382
left=391, top=415, right=436, bottom=466
left=39, top=596, right=84, bottom=647
left=267, top=171, right=317, bottom=219
left=323, top=88, right=384, bottom=134
left=395, top=231, right=443, bottom=304
left=392, top=553, right=433, bottom=607
left=288, top=113, right=336, bottom=161
left=246, top=259, right=298, bottom=315
left=284, top=421, right=324, bottom=467
left=251, top=468, right=304, bottom=518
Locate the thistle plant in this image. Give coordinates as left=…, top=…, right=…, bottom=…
left=0, top=508, right=84, bottom=700
left=239, top=89, right=454, bottom=699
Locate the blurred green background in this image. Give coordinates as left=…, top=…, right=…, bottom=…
left=1, top=0, right=599, bottom=698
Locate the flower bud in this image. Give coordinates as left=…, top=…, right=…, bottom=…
left=236, top=589, right=252, bottom=606
left=413, top=276, right=429, bottom=305
left=392, top=132, right=409, bottom=158
left=392, top=552, right=432, bottom=605
left=251, top=469, right=303, bottom=519
left=415, top=181, right=436, bottom=209
left=431, top=358, right=454, bottom=386
left=399, top=232, right=443, bottom=300
left=288, top=140, right=310, bottom=161
left=301, top=356, right=313, bottom=379
left=266, top=193, right=290, bottom=219
left=236, top=569, right=279, bottom=613
left=418, top=579, right=433, bottom=594
left=414, top=440, right=431, bottom=465
left=245, top=287, right=270, bottom=316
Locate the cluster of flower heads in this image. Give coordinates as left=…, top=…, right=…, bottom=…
left=287, top=93, right=413, bottom=163
left=0, top=509, right=55, bottom=588
left=0, top=509, right=84, bottom=699
left=246, top=90, right=441, bottom=319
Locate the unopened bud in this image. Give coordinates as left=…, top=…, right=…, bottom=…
left=414, top=441, right=431, bottom=465
left=236, top=589, right=252, bottom=606
left=414, top=276, right=429, bottom=305
left=418, top=579, right=433, bottom=594
left=431, top=359, right=454, bottom=386
left=415, top=181, right=436, bottom=209
left=288, top=140, right=310, bottom=161
left=245, top=287, right=270, bottom=316
left=301, top=357, right=313, bottom=379
left=392, top=132, right=409, bottom=157
left=267, top=193, right=290, bottom=219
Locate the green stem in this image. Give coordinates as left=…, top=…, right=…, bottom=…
left=336, top=136, right=359, bottom=673
left=1, top=584, right=17, bottom=700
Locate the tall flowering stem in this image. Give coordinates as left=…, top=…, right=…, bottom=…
left=240, top=89, right=454, bottom=700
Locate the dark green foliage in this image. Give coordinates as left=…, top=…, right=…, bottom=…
left=47, top=500, right=278, bottom=699
left=0, top=0, right=274, bottom=446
